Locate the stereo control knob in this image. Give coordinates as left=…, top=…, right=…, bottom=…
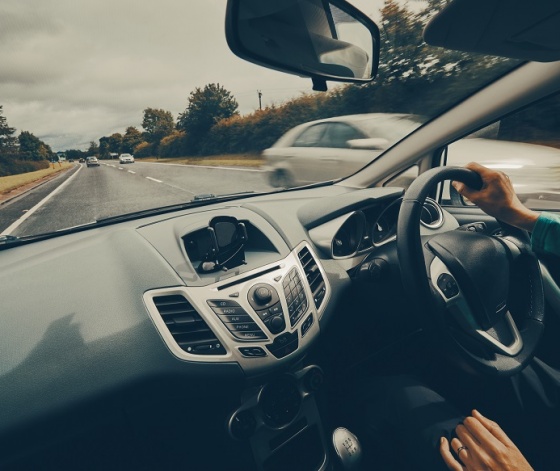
left=255, top=286, right=272, bottom=305
left=269, top=315, right=285, bottom=334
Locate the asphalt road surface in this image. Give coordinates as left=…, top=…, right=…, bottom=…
left=0, top=161, right=274, bottom=237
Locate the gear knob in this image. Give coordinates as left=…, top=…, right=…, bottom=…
left=332, top=427, right=362, bottom=470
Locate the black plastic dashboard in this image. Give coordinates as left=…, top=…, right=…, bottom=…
left=0, top=183, right=459, bottom=469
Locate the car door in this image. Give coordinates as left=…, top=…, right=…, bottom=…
left=441, top=91, right=560, bottom=370
left=314, top=122, right=380, bottom=181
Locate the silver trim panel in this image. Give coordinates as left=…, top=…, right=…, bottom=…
left=144, top=242, right=329, bottom=374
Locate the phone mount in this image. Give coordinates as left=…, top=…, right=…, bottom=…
left=198, top=216, right=248, bottom=273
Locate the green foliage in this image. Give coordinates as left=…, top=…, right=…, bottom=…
left=87, top=141, right=99, bottom=156
left=0, top=105, right=18, bottom=153
left=18, top=131, right=53, bottom=161
left=0, top=156, right=49, bottom=177
left=133, top=141, right=154, bottom=157
left=158, top=131, right=187, bottom=158
left=177, top=83, right=239, bottom=153
left=142, top=108, right=174, bottom=144
left=121, top=126, right=143, bottom=154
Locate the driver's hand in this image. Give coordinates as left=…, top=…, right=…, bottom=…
left=439, top=409, right=533, bottom=471
left=452, top=162, right=539, bottom=232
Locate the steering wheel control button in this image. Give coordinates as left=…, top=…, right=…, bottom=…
left=266, top=331, right=299, bottom=359
left=283, top=268, right=308, bottom=327
left=248, top=283, right=280, bottom=311
left=437, top=273, right=459, bottom=299
left=301, top=313, right=314, bottom=337
left=239, top=347, right=267, bottom=358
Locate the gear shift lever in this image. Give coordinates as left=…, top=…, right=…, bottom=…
left=332, top=427, right=362, bottom=470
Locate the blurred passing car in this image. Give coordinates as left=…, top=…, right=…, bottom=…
left=119, top=153, right=135, bottom=164
left=262, top=113, right=560, bottom=200
left=86, top=156, right=100, bottom=167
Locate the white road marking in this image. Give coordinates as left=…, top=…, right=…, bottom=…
left=1, top=165, right=83, bottom=236
left=128, top=170, right=136, bottom=174
left=118, top=167, right=124, bottom=170
left=146, top=176, right=163, bottom=183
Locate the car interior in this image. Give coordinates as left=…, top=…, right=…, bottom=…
left=2, top=0, right=560, bottom=470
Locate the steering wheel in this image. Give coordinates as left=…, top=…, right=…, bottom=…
left=397, top=166, right=545, bottom=376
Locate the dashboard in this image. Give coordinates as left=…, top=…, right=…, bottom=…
left=0, top=183, right=458, bottom=470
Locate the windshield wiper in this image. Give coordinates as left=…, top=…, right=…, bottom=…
left=0, top=235, right=20, bottom=246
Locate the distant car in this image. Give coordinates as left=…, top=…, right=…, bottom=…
left=86, top=156, right=100, bottom=167
left=68, top=159, right=74, bottom=163
left=79, top=158, right=85, bottom=163
left=262, top=113, right=560, bottom=200
left=119, top=153, right=134, bottom=164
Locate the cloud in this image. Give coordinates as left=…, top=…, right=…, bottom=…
left=0, top=0, right=381, bottom=150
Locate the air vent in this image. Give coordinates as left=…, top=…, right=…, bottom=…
left=152, top=294, right=225, bottom=355
left=298, top=247, right=327, bottom=309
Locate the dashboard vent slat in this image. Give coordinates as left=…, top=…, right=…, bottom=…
left=297, top=247, right=327, bottom=309
left=152, top=294, right=225, bottom=355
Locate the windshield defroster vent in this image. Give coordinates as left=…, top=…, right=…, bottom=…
left=152, top=294, right=225, bottom=355
left=298, top=247, right=327, bottom=309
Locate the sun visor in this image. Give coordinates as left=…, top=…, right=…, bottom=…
left=424, top=0, right=560, bottom=62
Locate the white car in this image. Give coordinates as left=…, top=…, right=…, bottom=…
left=262, top=113, right=560, bottom=202
left=119, top=153, right=134, bottom=164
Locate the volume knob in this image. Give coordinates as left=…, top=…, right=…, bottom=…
left=255, top=286, right=272, bottom=305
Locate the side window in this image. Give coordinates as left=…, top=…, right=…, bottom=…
left=323, top=123, right=365, bottom=148
left=444, top=91, right=560, bottom=211
left=293, top=124, right=328, bottom=147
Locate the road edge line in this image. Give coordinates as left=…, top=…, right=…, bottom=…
left=1, top=164, right=83, bottom=236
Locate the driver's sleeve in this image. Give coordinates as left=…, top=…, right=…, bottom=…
left=531, top=212, right=560, bottom=256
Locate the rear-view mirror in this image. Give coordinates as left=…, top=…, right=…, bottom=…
left=226, top=0, right=380, bottom=88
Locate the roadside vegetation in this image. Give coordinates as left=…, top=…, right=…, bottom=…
left=0, top=162, right=73, bottom=196
left=2, top=0, right=559, bottom=180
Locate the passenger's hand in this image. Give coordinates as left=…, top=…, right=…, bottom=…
left=452, top=162, right=539, bottom=232
left=440, top=409, right=533, bottom=471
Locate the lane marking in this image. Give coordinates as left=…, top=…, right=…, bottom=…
left=128, top=170, right=136, bottom=174
left=1, top=165, right=83, bottom=236
left=146, top=176, right=163, bottom=183
left=118, top=167, right=124, bottom=170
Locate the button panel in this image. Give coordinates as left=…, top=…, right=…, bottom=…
left=436, top=274, right=459, bottom=299
left=207, top=299, right=267, bottom=341
left=282, top=268, right=308, bottom=327
left=239, top=347, right=267, bottom=358
left=266, top=331, right=299, bottom=359
left=301, top=313, right=314, bottom=338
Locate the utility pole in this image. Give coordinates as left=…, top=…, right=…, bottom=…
left=257, top=90, right=262, bottom=110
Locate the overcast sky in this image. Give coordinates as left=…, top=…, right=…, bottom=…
left=0, top=0, right=385, bottom=151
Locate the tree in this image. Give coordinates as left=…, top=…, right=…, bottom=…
left=177, top=83, right=239, bottom=152
left=142, top=108, right=174, bottom=144
left=121, top=126, right=143, bottom=154
left=87, top=141, right=99, bottom=156
left=18, top=131, right=53, bottom=161
left=107, top=133, right=123, bottom=153
left=0, top=105, right=18, bottom=153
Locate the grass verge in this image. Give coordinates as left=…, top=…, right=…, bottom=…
left=138, top=154, right=264, bottom=168
left=0, top=162, right=74, bottom=195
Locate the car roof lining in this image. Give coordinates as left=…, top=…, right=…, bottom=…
left=423, top=0, right=560, bottom=62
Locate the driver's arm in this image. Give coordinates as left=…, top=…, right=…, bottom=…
left=452, top=162, right=560, bottom=257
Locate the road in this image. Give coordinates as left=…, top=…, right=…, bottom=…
left=0, top=161, right=273, bottom=237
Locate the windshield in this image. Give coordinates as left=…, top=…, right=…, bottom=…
left=0, top=0, right=519, bottom=238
